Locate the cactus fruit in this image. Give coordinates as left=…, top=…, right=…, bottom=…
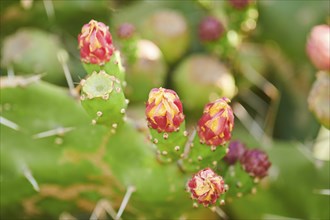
left=173, top=54, right=236, bottom=112
left=146, top=88, right=186, bottom=162
left=198, top=16, right=225, bottom=42
left=223, top=140, right=247, bottom=165
left=197, top=98, right=234, bottom=147
left=308, top=71, right=330, bottom=129
left=141, top=9, right=190, bottom=63
left=117, top=23, right=136, bottom=39
left=228, top=0, right=251, bottom=10
left=80, top=71, right=127, bottom=126
left=187, top=168, right=227, bottom=206
left=306, top=24, right=330, bottom=71
left=78, top=20, right=125, bottom=83
left=240, top=149, right=271, bottom=178
left=124, top=40, right=167, bottom=103
left=1, top=28, right=65, bottom=84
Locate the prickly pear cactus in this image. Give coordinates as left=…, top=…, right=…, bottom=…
left=1, top=15, right=271, bottom=220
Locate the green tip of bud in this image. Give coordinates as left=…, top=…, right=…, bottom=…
left=80, top=71, right=127, bottom=126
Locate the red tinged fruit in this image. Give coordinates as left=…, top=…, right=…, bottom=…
left=228, top=0, right=251, bottom=10
left=224, top=140, right=247, bottom=165
left=146, top=88, right=185, bottom=133
left=197, top=98, right=234, bottom=146
left=78, top=19, right=115, bottom=65
left=187, top=168, right=226, bottom=206
left=198, top=16, right=225, bottom=42
left=117, top=23, right=136, bottom=39
left=240, top=149, right=271, bottom=178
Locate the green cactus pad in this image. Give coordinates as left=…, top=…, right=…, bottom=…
left=80, top=71, right=127, bottom=126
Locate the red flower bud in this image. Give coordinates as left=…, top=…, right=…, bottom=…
left=306, top=24, right=330, bottom=71
left=224, top=140, right=247, bottom=165
left=146, top=88, right=185, bottom=133
left=240, top=149, right=271, bottom=178
left=198, top=16, right=225, bottom=42
left=78, top=19, right=115, bottom=65
left=228, top=0, right=251, bottom=10
left=117, top=23, right=136, bottom=39
left=187, top=168, right=226, bottom=206
left=197, top=98, right=234, bottom=146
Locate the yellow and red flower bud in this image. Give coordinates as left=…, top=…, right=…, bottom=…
left=78, top=19, right=115, bottom=65
left=146, top=88, right=185, bottom=133
left=198, top=98, right=234, bottom=146
left=187, top=168, right=226, bottom=206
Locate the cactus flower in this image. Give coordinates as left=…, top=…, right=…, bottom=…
left=78, top=19, right=115, bottom=65
left=198, top=98, right=234, bottom=146
left=224, top=140, right=247, bottom=165
left=146, top=88, right=185, bottom=133
left=228, top=0, right=251, bottom=9
left=187, top=168, right=226, bottom=206
left=240, top=149, right=271, bottom=178
left=306, top=24, right=330, bottom=71
left=198, top=16, right=225, bottom=42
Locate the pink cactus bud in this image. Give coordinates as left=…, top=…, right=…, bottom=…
left=197, top=98, right=234, bottom=146
left=224, top=140, right=247, bottom=165
left=117, top=23, right=136, bottom=39
left=146, top=88, right=185, bottom=133
left=306, top=24, right=330, bottom=71
left=198, top=16, right=225, bottom=42
left=228, top=0, right=251, bottom=9
left=240, top=149, right=271, bottom=178
left=187, top=168, right=226, bottom=206
left=78, top=19, right=115, bottom=65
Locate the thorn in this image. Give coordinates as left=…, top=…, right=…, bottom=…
left=212, top=161, right=217, bottom=166
left=80, top=79, right=86, bottom=86
left=162, top=151, right=168, bottom=156
left=236, top=192, right=243, bottom=198
left=210, top=206, right=216, bottom=212
left=163, top=133, right=168, bottom=140
left=57, top=49, right=77, bottom=97
left=115, top=186, right=136, bottom=220
left=111, top=129, right=116, bottom=134
left=183, top=130, right=188, bottom=137
left=125, top=99, right=130, bottom=104
left=192, top=202, right=198, bottom=208
left=116, top=87, right=121, bottom=93
left=90, top=199, right=117, bottom=220
left=153, top=138, right=158, bottom=144
left=112, top=123, right=118, bottom=129
left=190, top=143, right=194, bottom=148
left=33, top=127, right=75, bottom=139
left=251, top=187, right=257, bottom=194
left=43, top=0, right=55, bottom=20
left=91, top=119, right=97, bottom=125
left=0, top=116, right=20, bottom=131
left=180, top=153, right=184, bottom=158
left=120, top=109, right=126, bottom=114
left=220, top=200, right=225, bottom=206
left=197, top=156, right=203, bottom=161
left=96, top=111, right=103, bottom=117
left=80, top=95, right=85, bottom=101
left=224, top=184, right=229, bottom=192
left=59, top=212, right=77, bottom=220
left=174, top=146, right=180, bottom=151
left=210, top=146, right=216, bottom=151
left=102, top=94, right=109, bottom=100
left=213, top=207, right=228, bottom=220
left=54, top=137, right=63, bottom=145
left=21, top=163, right=40, bottom=192
left=236, top=181, right=242, bottom=188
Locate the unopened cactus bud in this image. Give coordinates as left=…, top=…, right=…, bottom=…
left=240, top=149, right=271, bottom=178
left=228, top=0, right=251, bottom=9
left=224, top=140, right=247, bottom=165
left=80, top=71, right=127, bottom=126
left=198, top=16, right=225, bottom=42
left=78, top=19, right=115, bottom=65
left=146, top=88, right=185, bottom=133
left=117, top=23, right=136, bottom=39
left=187, top=168, right=226, bottom=206
left=306, top=24, right=330, bottom=71
left=142, top=9, right=190, bottom=63
left=308, top=71, right=330, bottom=128
left=198, top=98, right=234, bottom=147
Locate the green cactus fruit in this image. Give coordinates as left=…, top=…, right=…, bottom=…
left=116, top=23, right=138, bottom=65
left=80, top=71, right=127, bottom=126
left=308, top=71, right=330, bottom=129
left=82, top=51, right=126, bottom=85
left=1, top=28, right=65, bottom=85
left=125, top=40, right=167, bottom=103
left=141, top=9, right=190, bottom=63
left=173, top=54, right=236, bottom=113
